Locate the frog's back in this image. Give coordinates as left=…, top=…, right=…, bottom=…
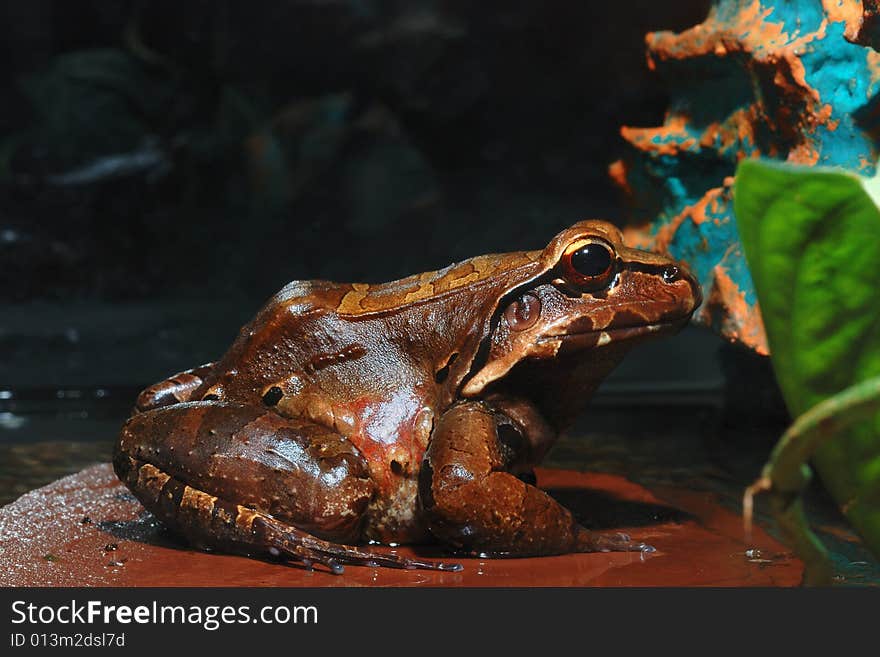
left=205, top=250, right=544, bottom=401
left=270, top=250, right=543, bottom=318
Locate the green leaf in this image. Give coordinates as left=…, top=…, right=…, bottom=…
left=734, top=159, right=880, bottom=558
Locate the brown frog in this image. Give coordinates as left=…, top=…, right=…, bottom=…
left=114, top=220, right=701, bottom=573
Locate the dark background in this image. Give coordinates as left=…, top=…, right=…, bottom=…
left=0, top=0, right=730, bottom=386
left=1, top=0, right=773, bottom=502
left=3, top=0, right=878, bottom=584
left=1, top=0, right=714, bottom=302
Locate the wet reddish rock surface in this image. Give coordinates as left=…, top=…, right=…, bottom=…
left=0, top=463, right=803, bottom=586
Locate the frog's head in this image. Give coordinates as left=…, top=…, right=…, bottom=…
left=460, top=220, right=701, bottom=425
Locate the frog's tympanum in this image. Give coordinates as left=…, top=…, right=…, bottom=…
left=114, top=220, right=701, bottom=573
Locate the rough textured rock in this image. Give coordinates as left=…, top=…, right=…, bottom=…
left=835, top=0, right=880, bottom=49
left=613, top=0, right=880, bottom=353
left=0, top=463, right=804, bottom=587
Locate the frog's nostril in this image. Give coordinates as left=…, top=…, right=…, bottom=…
left=662, top=265, right=680, bottom=283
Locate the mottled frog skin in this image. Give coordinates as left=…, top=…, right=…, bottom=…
left=114, top=220, right=701, bottom=573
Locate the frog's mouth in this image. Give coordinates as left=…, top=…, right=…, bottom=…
left=540, top=316, right=690, bottom=349
left=462, top=306, right=694, bottom=398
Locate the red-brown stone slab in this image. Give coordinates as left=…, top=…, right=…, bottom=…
left=0, top=463, right=803, bottom=586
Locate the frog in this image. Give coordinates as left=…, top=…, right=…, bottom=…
left=114, top=220, right=701, bottom=574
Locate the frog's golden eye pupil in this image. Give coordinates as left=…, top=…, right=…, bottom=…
left=570, top=243, right=612, bottom=278
left=504, top=293, right=541, bottom=331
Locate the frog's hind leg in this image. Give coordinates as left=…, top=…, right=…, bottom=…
left=114, top=401, right=460, bottom=574
left=420, top=401, right=655, bottom=557
left=134, top=363, right=215, bottom=412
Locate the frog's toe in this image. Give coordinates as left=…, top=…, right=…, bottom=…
left=255, top=516, right=461, bottom=574
left=262, top=527, right=347, bottom=574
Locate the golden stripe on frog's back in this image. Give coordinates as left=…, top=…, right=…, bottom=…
left=334, top=251, right=542, bottom=316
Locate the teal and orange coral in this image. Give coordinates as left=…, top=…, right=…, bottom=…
left=613, top=0, right=880, bottom=353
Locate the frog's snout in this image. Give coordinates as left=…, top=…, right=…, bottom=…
left=661, top=263, right=702, bottom=312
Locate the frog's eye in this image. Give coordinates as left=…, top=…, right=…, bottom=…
left=560, top=239, right=615, bottom=290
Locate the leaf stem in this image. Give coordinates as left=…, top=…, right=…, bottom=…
left=744, top=375, right=880, bottom=585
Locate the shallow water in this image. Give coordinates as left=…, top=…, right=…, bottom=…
left=0, top=386, right=135, bottom=504
left=0, top=463, right=806, bottom=587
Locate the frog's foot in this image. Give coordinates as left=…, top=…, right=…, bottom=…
left=575, top=528, right=656, bottom=554
left=253, top=516, right=462, bottom=574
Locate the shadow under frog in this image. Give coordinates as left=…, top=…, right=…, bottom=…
left=113, top=220, right=701, bottom=573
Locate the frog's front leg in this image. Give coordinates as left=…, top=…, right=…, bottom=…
left=114, top=401, right=460, bottom=573
left=419, top=401, right=654, bottom=556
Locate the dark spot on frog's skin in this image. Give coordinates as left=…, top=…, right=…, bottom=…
left=435, top=352, right=459, bottom=384
left=202, top=393, right=220, bottom=401
left=390, top=460, right=405, bottom=476
left=262, top=386, right=283, bottom=406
